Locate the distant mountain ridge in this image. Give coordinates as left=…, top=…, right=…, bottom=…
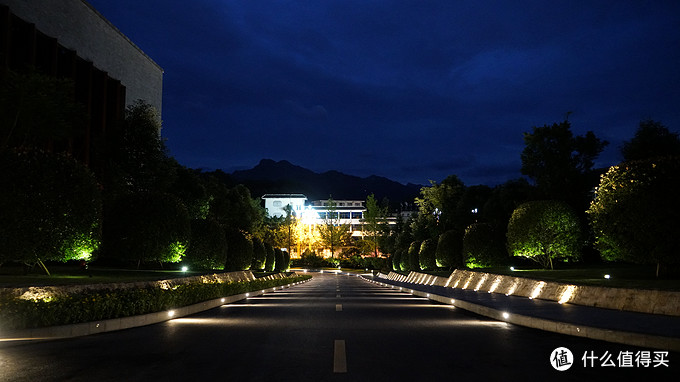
left=229, top=159, right=422, bottom=204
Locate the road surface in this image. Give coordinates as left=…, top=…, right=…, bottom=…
left=0, top=272, right=674, bottom=381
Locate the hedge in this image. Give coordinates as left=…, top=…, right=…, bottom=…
left=0, top=275, right=311, bottom=330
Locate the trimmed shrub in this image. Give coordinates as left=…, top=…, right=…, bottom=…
left=263, top=242, right=275, bottom=272
left=224, top=229, right=253, bottom=271
left=251, top=237, right=266, bottom=271
left=418, top=239, right=437, bottom=270
left=435, top=230, right=463, bottom=269
left=0, top=148, right=102, bottom=266
left=185, top=219, right=227, bottom=270
left=391, top=251, right=401, bottom=271
left=463, top=223, right=507, bottom=268
left=408, top=241, right=422, bottom=271
left=104, top=192, right=190, bottom=266
left=274, top=248, right=284, bottom=271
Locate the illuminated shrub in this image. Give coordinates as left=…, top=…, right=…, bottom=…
left=250, top=237, right=266, bottom=271
left=507, top=200, right=582, bottom=269
left=104, top=192, right=190, bottom=266
left=418, top=239, right=437, bottom=270
left=463, top=223, right=507, bottom=268
left=224, top=229, right=253, bottom=271
left=0, top=148, right=101, bottom=266
left=407, top=241, right=422, bottom=271
left=587, top=157, right=680, bottom=275
left=185, top=219, right=227, bottom=270
left=391, top=251, right=402, bottom=271
left=263, top=242, right=275, bottom=272
left=435, top=230, right=464, bottom=269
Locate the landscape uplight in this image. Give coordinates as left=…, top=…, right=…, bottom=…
left=604, top=274, right=611, bottom=279
left=168, top=310, right=176, bottom=317
left=181, top=266, right=188, bottom=272
left=510, top=267, right=515, bottom=271
left=502, top=312, right=509, bottom=319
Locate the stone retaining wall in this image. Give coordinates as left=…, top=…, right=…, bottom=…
left=384, top=270, right=680, bottom=317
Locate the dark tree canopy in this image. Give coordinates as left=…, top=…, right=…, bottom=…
left=435, top=230, right=463, bottom=269
left=0, top=148, right=101, bottom=266
left=587, top=156, right=680, bottom=276
left=103, top=100, right=175, bottom=196
left=185, top=219, right=227, bottom=270
left=463, top=223, right=507, bottom=268
left=521, top=120, right=607, bottom=209
left=621, top=120, right=680, bottom=162
left=224, top=229, right=253, bottom=271
left=0, top=71, right=87, bottom=150
left=104, top=192, right=190, bottom=266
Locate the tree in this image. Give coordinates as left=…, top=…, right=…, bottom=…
left=521, top=120, right=607, bottom=210
left=185, top=219, right=227, bottom=270
left=507, top=200, right=583, bottom=269
left=104, top=192, right=190, bottom=267
left=0, top=148, right=101, bottom=272
left=362, top=194, right=388, bottom=256
left=482, top=178, right=538, bottom=228
left=435, top=230, right=464, bottom=269
left=317, top=196, right=351, bottom=258
left=463, top=223, right=507, bottom=268
left=587, top=157, right=680, bottom=277
left=418, top=239, right=437, bottom=270
left=621, top=120, right=680, bottom=162
left=455, top=185, right=492, bottom=229
left=102, top=100, right=175, bottom=197
left=0, top=71, right=86, bottom=151
left=414, top=175, right=466, bottom=235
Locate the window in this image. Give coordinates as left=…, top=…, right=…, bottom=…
left=339, top=212, right=350, bottom=219
left=273, top=201, right=282, bottom=207
left=351, top=212, right=363, bottom=219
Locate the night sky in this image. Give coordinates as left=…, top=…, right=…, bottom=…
left=87, top=0, right=680, bottom=186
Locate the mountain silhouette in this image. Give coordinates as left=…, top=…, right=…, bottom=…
left=230, top=159, right=422, bottom=205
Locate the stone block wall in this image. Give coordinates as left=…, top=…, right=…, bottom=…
left=385, top=270, right=680, bottom=317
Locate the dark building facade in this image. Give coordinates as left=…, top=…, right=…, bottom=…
left=0, top=0, right=162, bottom=165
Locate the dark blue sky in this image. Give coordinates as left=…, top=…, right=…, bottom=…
left=88, top=0, right=680, bottom=186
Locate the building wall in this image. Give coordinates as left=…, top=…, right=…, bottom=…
left=262, top=194, right=308, bottom=218
left=0, top=0, right=162, bottom=114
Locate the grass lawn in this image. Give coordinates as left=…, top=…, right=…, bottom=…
left=0, top=264, right=217, bottom=288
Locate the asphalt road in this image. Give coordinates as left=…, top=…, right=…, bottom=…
left=0, top=272, right=675, bottom=381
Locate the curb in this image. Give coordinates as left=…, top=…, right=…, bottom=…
left=0, top=278, right=311, bottom=343
left=363, top=277, right=680, bottom=353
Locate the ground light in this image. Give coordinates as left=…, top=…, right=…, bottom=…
left=604, top=274, right=611, bottom=279
left=168, top=310, right=176, bottom=318
left=502, top=312, right=509, bottom=319
left=181, top=266, right=188, bottom=272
